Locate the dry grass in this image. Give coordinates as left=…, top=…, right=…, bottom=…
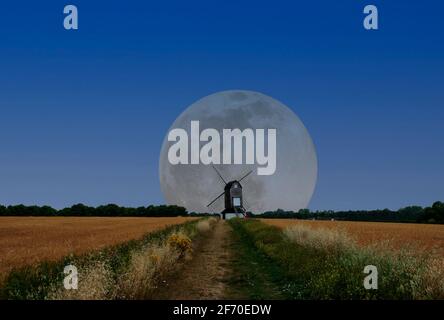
left=0, top=217, right=196, bottom=277
left=47, top=260, right=113, bottom=300
left=196, top=217, right=218, bottom=233
left=262, top=219, right=444, bottom=257
left=116, top=243, right=182, bottom=300
left=280, top=222, right=444, bottom=299
left=420, top=258, right=444, bottom=299
left=283, top=224, right=355, bottom=252
left=45, top=222, right=209, bottom=300
left=47, top=231, right=196, bottom=300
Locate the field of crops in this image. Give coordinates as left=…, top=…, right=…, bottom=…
left=261, top=219, right=444, bottom=257
left=0, top=217, right=196, bottom=277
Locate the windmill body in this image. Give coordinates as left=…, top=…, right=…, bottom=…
left=222, top=180, right=245, bottom=219
left=207, top=166, right=252, bottom=220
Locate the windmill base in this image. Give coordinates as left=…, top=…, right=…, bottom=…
left=222, top=212, right=245, bottom=220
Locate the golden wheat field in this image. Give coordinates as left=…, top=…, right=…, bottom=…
left=0, top=217, right=196, bottom=277
left=262, top=219, right=444, bottom=257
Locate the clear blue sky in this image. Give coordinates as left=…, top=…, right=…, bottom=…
left=0, top=0, right=443, bottom=210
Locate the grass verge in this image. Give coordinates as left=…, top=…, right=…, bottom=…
left=226, top=220, right=292, bottom=299
left=228, top=218, right=444, bottom=299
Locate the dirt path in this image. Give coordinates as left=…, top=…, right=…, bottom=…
left=156, top=220, right=233, bottom=299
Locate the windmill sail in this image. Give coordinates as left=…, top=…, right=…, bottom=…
left=238, top=169, right=253, bottom=182
left=207, top=191, right=225, bottom=208
left=211, top=164, right=227, bottom=184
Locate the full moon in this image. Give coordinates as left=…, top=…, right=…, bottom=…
left=159, top=90, right=317, bottom=214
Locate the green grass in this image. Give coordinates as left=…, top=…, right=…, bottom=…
left=226, top=220, right=292, bottom=299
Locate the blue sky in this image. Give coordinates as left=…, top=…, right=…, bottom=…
left=0, top=0, right=443, bottom=210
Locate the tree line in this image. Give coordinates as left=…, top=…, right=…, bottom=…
left=255, top=201, right=444, bottom=224
left=0, top=203, right=188, bottom=217
left=1, top=201, right=443, bottom=223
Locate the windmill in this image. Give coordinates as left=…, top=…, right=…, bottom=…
left=207, top=165, right=253, bottom=219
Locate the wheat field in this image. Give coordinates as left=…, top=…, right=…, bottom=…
left=0, top=217, right=196, bottom=277
left=261, top=219, right=444, bottom=257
